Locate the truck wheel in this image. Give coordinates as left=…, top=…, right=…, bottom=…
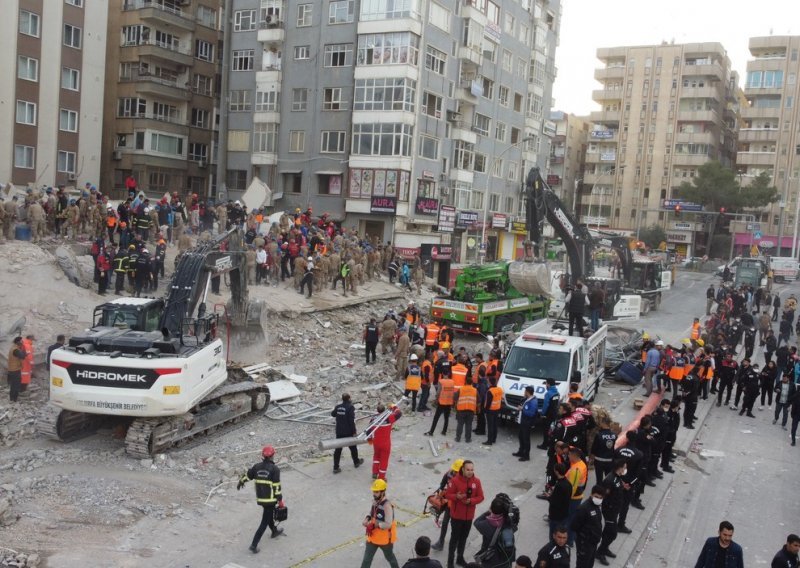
left=775, top=276, right=784, bottom=283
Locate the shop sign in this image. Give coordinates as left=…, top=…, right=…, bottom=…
left=590, top=130, right=614, bottom=139
left=600, top=152, right=616, bottom=161
left=509, top=221, right=527, bottom=235
left=438, top=205, right=456, bottom=233
left=547, top=174, right=561, bottom=185
left=491, top=213, right=507, bottom=228
left=394, top=247, right=419, bottom=258
left=666, top=231, right=691, bottom=243
left=370, top=196, right=397, bottom=214
left=431, top=245, right=452, bottom=260
left=414, top=197, right=439, bottom=215
left=422, top=170, right=435, bottom=180
left=456, top=210, right=479, bottom=228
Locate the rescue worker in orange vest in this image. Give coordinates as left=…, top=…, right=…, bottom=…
left=368, top=403, right=402, bottom=481
left=360, top=478, right=400, bottom=568
left=681, top=338, right=695, bottom=378
left=451, top=359, right=469, bottom=389
left=439, top=325, right=453, bottom=346
left=418, top=352, right=434, bottom=413
left=698, top=346, right=715, bottom=400
left=482, top=376, right=503, bottom=445
left=20, top=335, right=35, bottom=392
left=404, top=354, right=422, bottom=412
left=106, top=209, right=118, bottom=245
left=565, top=447, right=589, bottom=546
left=472, top=353, right=487, bottom=382
left=6, top=337, right=27, bottom=402
left=690, top=317, right=702, bottom=341
left=486, top=351, right=502, bottom=382
left=472, top=362, right=489, bottom=436
left=640, top=333, right=651, bottom=363
left=425, top=320, right=441, bottom=356
left=668, top=348, right=687, bottom=394
left=424, top=373, right=455, bottom=437
left=453, top=376, right=478, bottom=443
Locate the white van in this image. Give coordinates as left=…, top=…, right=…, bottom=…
left=499, top=319, right=607, bottom=415
left=769, top=257, right=800, bottom=282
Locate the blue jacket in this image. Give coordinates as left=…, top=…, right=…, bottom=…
left=542, top=386, right=560, bottom=416
left=521, top=397, right=539, bottom=420
left=694, top=537, right=744, bottom=568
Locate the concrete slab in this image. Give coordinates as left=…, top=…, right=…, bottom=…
left=266, top=380, right=302, bottom=401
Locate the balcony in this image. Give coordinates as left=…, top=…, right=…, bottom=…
left=592, top=88, right=623, bottom=102
left=124, top=0, right=195, bottom=31
left=683, top=62, right=724, bottom=78
left=589, top=109, right=621, bottom=123
left=550, top=155, right=565, bottom=164
left=457, top=79, right=480, bottom=104
left=680, top=86, right=720, bottom=99
left=740, top=106, right=781, bottom=120
left=676, top=109, right=718, bottom=123
left=459, top=44, right=482, bottom=67
left=449, top=167, right=474, bottom=185
left=451, top=123, right=478, bottom=145
left=736, top=151, right=777, bottom=166
left=674, top=131, right=716, bottom=145
left=251, top=152, right=278, bottom=166
left=129, top=39, right=194, bottom=67
left=116, top=113, right=189, bottom=131
left=594, top=66, right=625, bottom=81
left=258, top=19, right=285, bottom=44
left=596, top=47, right=628, bottom=60
left=743, top=85, right=785, bottom=97
left=462, top=0, right=488, bottom=25
left=737, top=128, right=779, bottom=143
left=672, top=153, right=712, bottom=166
left=121, top=72, right=191, bottom=101
left=582, top=171, right=618, bottom=185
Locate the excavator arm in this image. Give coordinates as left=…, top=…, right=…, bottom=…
left=525, top=167, right=595, bottom=283
left=595, top=233, right=633, bottom=283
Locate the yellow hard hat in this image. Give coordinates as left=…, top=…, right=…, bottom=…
left=371, top=479, right=387, bottom=492
left=450, top=458, right=464, bottom=472
left=642, top=332, right=650, bottom=340
left=681, top=338, right=692, bottom=346
left=696, top=339, right=705, bottom=347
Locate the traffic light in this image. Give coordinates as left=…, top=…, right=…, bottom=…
left=674, top=204, right=682, bottom=218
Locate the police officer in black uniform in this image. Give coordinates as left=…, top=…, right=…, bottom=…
left=590, top=417, right=617, bottom=485
left=682, top=368, right=701, bottom=429
left=570, top=485, right=606, bottom=568
left=238, top=445, right=284, bottom=553
left=566, top=283, right=588, bottom=337
left=596, top=459, right=628, bottom=565
left=331, top=393, right=364, bottom=474
left=535, top=526, right=571, bottom=567
left=363, top=318, right=379, bottom=365
left=615, top=441, right=645, bottom=534
left=652, top=398, right=676, bottom=474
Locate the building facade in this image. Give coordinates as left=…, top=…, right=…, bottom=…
left=588, top=42, right=739, bottom=254
left=219, top=0, right=561, bottom=269
left=548, top=110, right=588, bottom=214
left=0, top=0, right=108, bottom=189
left=735, top=36, right=800, bottom=256
left=100, top=0, right=223, bottom=199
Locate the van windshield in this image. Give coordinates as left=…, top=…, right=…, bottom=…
left=503, top=347, right=571, bottom=381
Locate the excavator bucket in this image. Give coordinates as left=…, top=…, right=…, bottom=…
left=508, top=260, right=552, bottom=298
left=221, top=298, right=267, bottom=363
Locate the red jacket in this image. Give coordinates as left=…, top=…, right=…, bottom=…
left=445, top=472, right=484, bottom=521
left=371, top=408, right=401, bottom=447
left=96, top=253, right=111, bottom=272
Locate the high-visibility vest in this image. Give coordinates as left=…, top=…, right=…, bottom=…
left=456, top=385, right=478, bottom=412
left=7, top=346, right=23, bottom=373
left=405, top=364, right=422, bottom=392
left=472, top=362, right=487, bottom=381
left=366, top=499, right=397, bottom=545
left=691, top=322, right=701, bottom=340
left=451, top=364, right=468, bottom=388
left=425, top=324, right=440, bottom=346
left=488, top=386, right=503, bottom=411
left=668, top=356, right=686, bottom=380
left=641, top=350, right=647, bottom=363
left=21, top=338, right=34, bottom=385
left=487, top=360, right=499, bottom=379
left=421, top=360, right=433, bottom=385
left=567, top=460, right=588, bottom=500
left=701, top=363, right=714, bottom=381
left=107, top=215, right=117, bottom=228
left=438, top=379, right=455, bottom=406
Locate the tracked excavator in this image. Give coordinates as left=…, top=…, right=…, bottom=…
left=36, top=228, right=268, bottom=457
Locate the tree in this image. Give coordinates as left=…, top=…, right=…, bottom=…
left=741, top=171, right=780, bottom=208
left=676, top=161, right=778, bottom=210
left=639, top=224, right=667, bottom=250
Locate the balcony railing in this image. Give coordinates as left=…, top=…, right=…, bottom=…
left=116, top=112, right=187, bottom=126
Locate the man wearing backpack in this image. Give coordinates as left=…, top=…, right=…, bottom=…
left=473, top=495, right=517, bottom=568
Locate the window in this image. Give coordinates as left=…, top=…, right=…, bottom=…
left=492, top=159, right=503, bottom=177
left=330, top=0, right=355, bottom=23
left=354, top=78, right=416, bottom=112
left=121, top=24, right=145, bottom=46
left=193, top=74, right=213, bottom=96
left=481, top=77, right=494, bottom=100
left=495, top=121, right=506, bottom=141
left=150, top=132, right=184, bottom=156
left=188, top=143, right=208, bottom=162
left=297, top=4, right=312, bottom=26
left=226, top=170, right=248, bottom=190
left=323, top=88, right=346, bottom=111
left=324, top=43, right=353, bottom=67
left=229, top=90, right=252, bottom=112
left=321, top=131, right=346, bottom=153
left=59, top=109, right=78, bottom=132
left=294, top=45, right=310, bottom=60
left=63, top=24, right=81, bottom=49
left=422, top=92, right=443, bottom=118
left=357, top=32, right=420, bottom=66
left=195, top=39, right=213, bottom=62
left=474, top=153, right=487, bottom=173
left=66, top=0, right=83, bottom=6
left=58, top=151, right=76, bottom=173
left=19, top=10, right=40, bottom=37
left=232, top=49, right=254, bottom=71
left=16, top=101, right=36, bottom=125
left=234, top=9, right=257, bottom=31
left=429, top=1, right=450, bottom=32
left=292, top=88, right=308, bottom=111
left=289, top=131, right=306, bottom=153
left=453, top=140, right=474, bottom=170
left=18, top=56, right=38, bottom=82
left=152, top=101, right=179, bottom=122
left=197, top=6, right=217, bottom=28
left=489, top=193, right=500, bottom=211
left=473, top=113, right=490, bottom=136
left=418, top=135, right=439, bottom=160
left=352, top=123, right=413, bottom=157
left=118, top=97, right=145, bottom=117
left=256, top=90, right=280, bottom=112
left=191, top=108, right=209, bottom=128
left=425, top=45, right=447, bottom=75
left=14, top=145, right=34, bottom=169
left=507, top=163, right=518, bottom=182
left=252, top=123, right=278, bottom=153
left=502, top=49, right=513, bottom=72
left=498, top=86, right=509, bottom=106
left=360, top=0, right=416, bottom=20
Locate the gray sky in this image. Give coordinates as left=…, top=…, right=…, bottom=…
left=553, top=0, right=800, bottom=116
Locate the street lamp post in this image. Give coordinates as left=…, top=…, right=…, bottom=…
left=480, top=137, right=534, bottom=264
left=588, top=166, right=622, bottom=231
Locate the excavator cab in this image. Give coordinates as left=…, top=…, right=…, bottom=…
left=93, top=298, right=165, bottom=332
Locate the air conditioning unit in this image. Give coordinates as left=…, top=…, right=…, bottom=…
left=198, top=160, right=207, bottom=169
left=112, top=150, right=122, bottom=161
left=439, top=173, right=448, bottom=181
left=67, top=173, right=77, bottom=182
left=446, top=110, right=462, bottom=122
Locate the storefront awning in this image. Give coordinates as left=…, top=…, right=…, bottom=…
left=733, top=233, right=794, bottom=248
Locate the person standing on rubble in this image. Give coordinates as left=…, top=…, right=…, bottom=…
left=331, top=393, right=364, bottom=474
left=237, top=445, right=284, bottom=553
left=6, top=337, right=27, bottom=403
left=364, top=317, right=380, bottom=365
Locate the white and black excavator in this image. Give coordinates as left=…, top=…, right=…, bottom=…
left=36, top=228, right=268, bottom=457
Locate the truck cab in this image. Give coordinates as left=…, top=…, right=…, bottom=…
left=93, top=298, right=165, bottom=332
left=498, top=319, right=607, bottom=416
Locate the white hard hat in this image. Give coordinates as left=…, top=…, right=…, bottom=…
left=655, top=340, right=665, bottom=346
left=408, top=300, right=415, bottom=306
left=409, top=354, right=419, bottom=361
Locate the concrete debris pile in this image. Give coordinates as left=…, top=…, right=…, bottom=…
left=0, top=550, right=40, bottom=568
left=0, top=391, right=47, bottom=448
left=53, top=245, right=96, bottom=289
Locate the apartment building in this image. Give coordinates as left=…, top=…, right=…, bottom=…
left=548, top=110, right=588, bottom=213
left=100, top=0, right=223, bottom=199
left=588, top=42, right=739, bottom=255
left=736, top=36, right=800, bottom=256
left=0, top=0, right=108, bottom=189
left=220, top=0, right=560, bottom=270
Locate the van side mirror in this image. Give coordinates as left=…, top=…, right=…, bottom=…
left=572, top=370, right=582, bottom=383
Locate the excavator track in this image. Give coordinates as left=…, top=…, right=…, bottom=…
left=124, top=380, right=270, bottom=458
left=35, top=403, right=101, bottom=443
